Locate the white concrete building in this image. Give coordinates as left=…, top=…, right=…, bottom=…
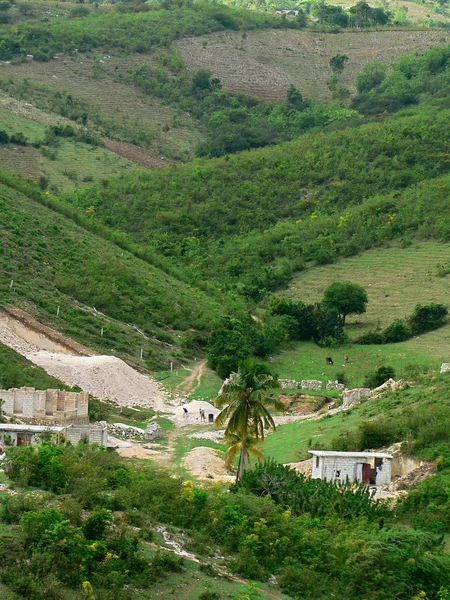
left=309, top=450, right=393, bottom=486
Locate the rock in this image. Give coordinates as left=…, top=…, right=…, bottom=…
left=370, top=379, right=408, bottom=398
left=341, top=388, right=371, bottom=409
left=145, top=421, right=162, bottom=442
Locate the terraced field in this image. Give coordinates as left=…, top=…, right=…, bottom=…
left=283, top=242, right=450, bottom=332
left=175, top=28, right=449, bottom=101
left=1, top=53, right=204, bottom=161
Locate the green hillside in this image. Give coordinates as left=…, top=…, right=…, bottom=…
left=0, top=343, right=71, bottom=390
left=67, top=104, right=450, bottom=294
left=0, top=176, right=224, bottom=369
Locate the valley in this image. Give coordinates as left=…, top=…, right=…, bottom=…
left=1, top=0, right=450, bottom=598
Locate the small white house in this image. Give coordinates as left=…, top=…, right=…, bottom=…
left=309, top=450, right=393, bottom=486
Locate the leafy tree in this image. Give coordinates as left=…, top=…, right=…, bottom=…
left=329, top=54, right=349, bottom=74
left=355, top=61, right=387, bottom=94
left=215, top=359, right=282, bottom=481
left=313, top=304, right=346, bottom=345
left=408, top=303, right=448, bottom=335
left=207, top=316, right=255, bottom=378
left=383, top=319, right=411, bottom=343
left=323, top=281, right=368, bottom=325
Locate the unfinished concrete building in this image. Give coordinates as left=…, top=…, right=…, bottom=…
left=309, top=450, right=393, bottom=486
left=0, top=387, right=89, bottom=424
left=0, top=423, right=107, bottom=448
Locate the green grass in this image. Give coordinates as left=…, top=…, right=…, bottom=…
left=282, top=242, right=450, bottom=334
left=0, top=179, right=222, bottom=369
left=0, top=106, right=46, bottom=142
left=262, top=378, right=429, bottom=464
left=266, top=241, right=450, bottom=387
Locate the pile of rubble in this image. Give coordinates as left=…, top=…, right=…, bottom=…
left=96, top=420, right=163, bottom=442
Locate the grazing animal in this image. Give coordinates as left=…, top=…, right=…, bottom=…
left=326, top=356, right=334, bottom=365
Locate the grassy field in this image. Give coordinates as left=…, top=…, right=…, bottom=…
left=282, top=242, right=450, bottom=333
left=175, top=28, right=449, bottom=101
left=0, top=97, right=136, bottom=190
left=262, top=375, right=431, bottom=464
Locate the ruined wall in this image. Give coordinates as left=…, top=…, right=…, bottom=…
left=65, top=424, right=107, bottom=447
left=341, top=388, right=371, bottom=409
left=0, top=387, right=89, bottom=423
left=301, top=380, right=322, bottom=391
left=326, top=381, right=345, bottom=391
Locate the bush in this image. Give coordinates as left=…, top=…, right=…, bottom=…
left=364, top=366, right=395, bottom=388
left=408, top=303, right=448, bottom=335
left=383, top=319, right=411, bottom=343
left=357, top=330, right=385, bottom=345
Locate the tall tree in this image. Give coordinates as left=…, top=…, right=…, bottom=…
left=215, top=358, right=282, bottom=482
left=323, top=281, right=368, bottom=325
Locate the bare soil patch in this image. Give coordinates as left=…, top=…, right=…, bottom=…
left=0, top=307, right=169, bottom=410
left=176, top=29, right=449, bottom=101
left=182, top=446, right=233, bottom=481
left=102, top=138, right=178, bottom=169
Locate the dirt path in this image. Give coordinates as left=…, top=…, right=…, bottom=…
left=173, top=359, right=207, bottom=397
left=148, top=528, right=286, bottom=600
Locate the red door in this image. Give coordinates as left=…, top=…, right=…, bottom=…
left=363, top=463, right=371, bottom=485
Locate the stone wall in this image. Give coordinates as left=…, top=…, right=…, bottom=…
left=301, top=380, right=322, bottom=391
left=326, top=381, right=345, bottom=391
left=0, top=387, right=89, bottom=423
left=279, top=379, right=298, bottom=390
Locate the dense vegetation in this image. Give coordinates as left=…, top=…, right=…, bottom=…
left=130, top=57, right=357, bottom=157
left=353, top=45, right=450, bottom=115
left=1, top=436, right=450, bottom=600
left=67, top=105, right=450, bottom=300
left=0, top=2, right=289, bottom=61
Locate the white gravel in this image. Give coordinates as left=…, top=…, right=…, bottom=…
left=27, top=351, right=169, bottom=410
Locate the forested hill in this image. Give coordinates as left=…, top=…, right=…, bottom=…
left=66, top=104, right=450, bottom=294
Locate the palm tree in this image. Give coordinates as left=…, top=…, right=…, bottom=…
left=215, top=358, right=282, bottom=482
left=224, top=431, right=264, bottom=471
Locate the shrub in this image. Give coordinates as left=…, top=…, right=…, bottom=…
left=364, top=366, right=395, bottom=388
left=383, top=319, right=411, bottom=343
left=408, top=303, right=448, bottom=335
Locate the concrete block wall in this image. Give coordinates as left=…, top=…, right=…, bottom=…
left=65, top=424, right=107, bottom=447
left=0, top=388, right=89, bottom=423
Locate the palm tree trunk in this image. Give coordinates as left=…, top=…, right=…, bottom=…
left=236, top=435, right=246, bottom=483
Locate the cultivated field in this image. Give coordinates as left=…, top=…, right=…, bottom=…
left=283, top=242, right=450, bottom=331
left=1, top=53, right=204, bottom=162
left=175, top=28, right=449, bottom=101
